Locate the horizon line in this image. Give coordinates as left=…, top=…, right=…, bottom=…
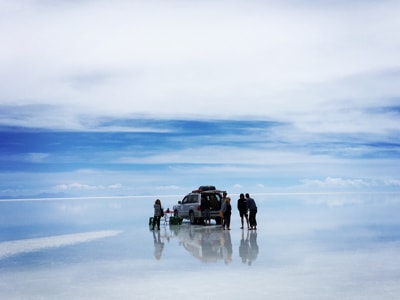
left=1, top=191, right=398, bottom=202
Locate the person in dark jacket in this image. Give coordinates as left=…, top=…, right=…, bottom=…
left=237, top=193, right=250, bottom=229
left=246, top=193, right=257, bottom=230
left=152, top=199, right=163, bottom=230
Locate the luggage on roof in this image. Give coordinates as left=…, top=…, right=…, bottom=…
left=192, top=185, right=216, bottom=193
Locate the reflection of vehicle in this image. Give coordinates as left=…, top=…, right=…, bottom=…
left=174, top=225, right=232, bottom=263
left=173, top=186, right=225, bottom=225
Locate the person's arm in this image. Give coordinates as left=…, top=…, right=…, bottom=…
left=221, top=201, right=226, bottom=212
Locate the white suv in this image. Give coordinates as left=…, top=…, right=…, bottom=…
left=173, top=186, right=225, bottom=225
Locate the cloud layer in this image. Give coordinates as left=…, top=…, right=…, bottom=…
left=1, top=1, right=400, bottom=130
left=0, top=1, right=399, bottom=197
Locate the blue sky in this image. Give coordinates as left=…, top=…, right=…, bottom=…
left=0, top=0, right=399, bottom=198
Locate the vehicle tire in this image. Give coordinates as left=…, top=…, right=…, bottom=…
left=189, top=211, right=196, bottom=225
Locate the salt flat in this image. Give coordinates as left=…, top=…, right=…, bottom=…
left=1, top=193, right=399, bottom=299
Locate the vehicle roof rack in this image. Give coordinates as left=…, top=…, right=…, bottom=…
left=191, top=187, right=226, bottom=194
left=192, top=185, right=216, bottom=193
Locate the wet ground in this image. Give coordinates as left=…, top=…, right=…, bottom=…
left=1, top=193, right=399, bottom=299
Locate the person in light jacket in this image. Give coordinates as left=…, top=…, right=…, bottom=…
left=152, top=199, right=163, bottom=230
left=221, top=197, right=232, bottom=230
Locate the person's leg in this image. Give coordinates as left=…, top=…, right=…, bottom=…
left=156, top=216, right=161, bottom=229
left=152, top=216, right=156, bottom=230
left=249, top=211, right=254, bottom=229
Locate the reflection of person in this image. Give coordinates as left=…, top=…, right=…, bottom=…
left=151, top=199, right=163, bottom=230
left=248, top=231, right=259, bottom=266
left=201, top=195, right=211, bottom=225
left=239, top=230, right=250, bottom=264
left=246, top=193, right=257, bottom=230
left=221, top=197, right=232, bottom=230
left=237, top=193, right=250, bottom=230
left=239, top=230, right=259, bottom=266
left=220, top=230, right=233, bottom=264
left=153, top=230, right=164, bottom=260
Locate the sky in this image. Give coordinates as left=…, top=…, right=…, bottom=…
left=0, top=0, right=399, bottom=199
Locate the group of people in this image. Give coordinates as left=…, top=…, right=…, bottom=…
left=219, top=192, right=258, bottom=230
left=151, top=192, right=258, bottom=231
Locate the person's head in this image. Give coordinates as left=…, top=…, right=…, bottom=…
left=223, top=191, right=227, bottom=197
left=155, top=199, right=161, bottom=205
left=225, top=197, right=231, bottom=203
left=245, top=193, right=250, bottom=198
left=240, top=193, right=245, bottom=199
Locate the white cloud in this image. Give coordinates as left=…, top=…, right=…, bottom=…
left=296, top=177, right=400, bottom=191
left=0, top=0, right=399, bottom=134
left=53, top=182, right=121, bottom=192
left=0, top=1, right=399, bottom=198
left=117, top=146, right=336, bottom=165
left=383, top=179, right=400, bottom=186
left=300, top=177, right=370, bottom=189
left=108, top=183, right=122, bottom=189
left=26, top=153, right=49, bottom=163
left=156, top=185, right=180, bottom=191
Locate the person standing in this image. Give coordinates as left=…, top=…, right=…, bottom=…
left=201, top=194, right=211, bottom=225
left=151, top=199, right=163, bottom=230
left=246, top=193, right=257, bottom=230
left=222, top=197, right=232, bottom=230
left=220, top=191, right=228, bottom=228
left=237, top=193, right=250, bottom=229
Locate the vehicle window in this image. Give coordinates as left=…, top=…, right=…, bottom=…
left=182, top=196, right=189, bottom=204
left=209, top=193, right=221, bottom=210
left=189, top=194, right=198, bottom=203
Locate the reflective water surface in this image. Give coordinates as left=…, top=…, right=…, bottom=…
left=1, top=193, right=399, bottom=299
